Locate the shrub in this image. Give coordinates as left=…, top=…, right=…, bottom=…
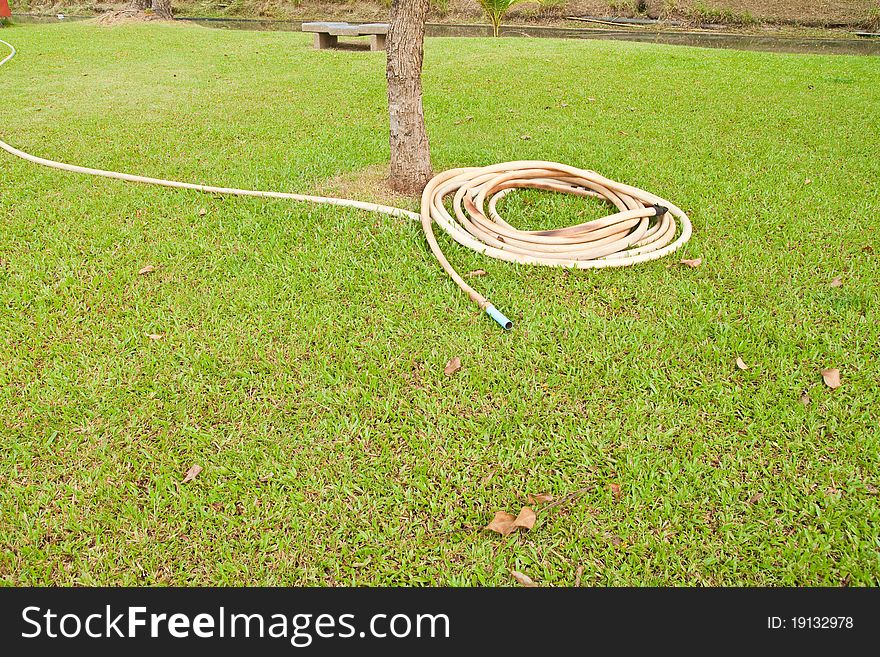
left=478, top=0, right=524, bottom=37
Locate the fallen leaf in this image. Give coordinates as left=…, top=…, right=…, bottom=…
left=610, top=535, right=623, bottom=547
left=258, top=473, right=273, bottom=483
left=799, top=392, right=811, bottom=406
left=560, top=102, right=569, bottom=107
left=182, top=464, right=203, bottom=484
left=804, top=178, right=812, bottom=184
left=574, top=565, right=584, bottom=587
left=609, top=483, right=621, bottom=501
left=485, top=511, right=517, bottom=536
left=527, top=492, right=554, bottom=505
left=147, top=333, right=164, bottom=341
left=444, top=356, right=462, bottom=376
left=735, top=357, right=749, bottom=370
left=198, top=208, right=207, bottom=217
left=618, top=130, right=629, bottom=136
left=830, top=276, right=843, bottom=288
left=748, top=492, right=764, bottom=504
left=520, top=134, right=532, bottom=140
left=821, top=368, right=841, bottom=389
left=138, top=265, right=156, bottom=275
left=680, top=258, right=702, bottom=268
left=863, top=245, right=874, bottom=254
left=464, top=269, right=488, bottom=278
left=513, top=506, right=536, bottom=531
left=866, top=484, right=878, bottom=495
left=587, top=97, right=596, bottom=102
left=511, top=570, right=538, bottom=587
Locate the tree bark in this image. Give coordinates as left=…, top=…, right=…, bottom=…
left=151, top=0, right=173, bottom=19
left=386, top=0, right=432, bottom=195
left=130, top=0, right=150, bottom=9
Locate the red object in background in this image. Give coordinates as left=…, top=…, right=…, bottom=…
left=0, top=0, right=11, bottom=19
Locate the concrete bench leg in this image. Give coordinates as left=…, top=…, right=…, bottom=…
left=370, top=34, right=387, bottom=51
left=314, top=32, right=338, bottom=50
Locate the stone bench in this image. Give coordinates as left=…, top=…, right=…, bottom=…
left=302, top=22, right=390, bottom=51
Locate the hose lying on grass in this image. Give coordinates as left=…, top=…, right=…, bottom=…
left=0, top=38, right=692, bottom=330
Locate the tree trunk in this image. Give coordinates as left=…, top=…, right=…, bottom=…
left=151, top=0, right=173, bottom=19
left=130, top=0, right=150, bottom=9
left=386, top=0, right=432, bottom=195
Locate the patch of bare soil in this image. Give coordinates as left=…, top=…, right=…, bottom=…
left=316, top=163, right=420, bottom=213
left=92, top=9, right=167, bottom=26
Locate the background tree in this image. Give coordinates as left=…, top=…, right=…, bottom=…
left=386, top=0, right=432, bottom=194
left=151, top=0, right=173, bottom=19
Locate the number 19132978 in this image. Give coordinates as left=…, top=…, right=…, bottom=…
left=768, top=616, right=853, bottom=630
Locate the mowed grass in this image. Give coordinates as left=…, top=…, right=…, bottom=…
left=1, top=23, right=878, bottom=586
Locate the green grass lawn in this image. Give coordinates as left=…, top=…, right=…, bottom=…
left=1, top=22, right=878, bottom=586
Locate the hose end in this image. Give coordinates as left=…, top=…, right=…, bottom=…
left=485, top=304, right=513, bottom=330
left=651, top=204, right=669, bottom=217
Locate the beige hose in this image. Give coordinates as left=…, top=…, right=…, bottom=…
left=0, top=38, right=691, bottom=329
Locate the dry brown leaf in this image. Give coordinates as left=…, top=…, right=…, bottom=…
left=609, top=483, right=621, bottom=501
left=830, top=276, right=843, bottom=288
left=198, top=208, right=207, bottom=217
left=511, top=570, right=538, bottom=587
left=182, top=464, right=203, bottom=484
left=138, top=265, right=156, bottom=275
left=444, top=357, right=462, bottom=376
left=863, top=245, right=874, bottom=254
left=520, top=134, right=532, bottom=141
left=748, top=492, right=764, bottom=504
left=866, top=484, right=878, bottom=495
left=610, top=535, right=623, bottom=547
left=485, top=511, right=517, bottom=536
left=804, top=178, right=813, bottom=185
left=513, top=506, right=536, bottom=531
left=735, top=357, right=749, bottom=370
left=147, top=333, right=164, bottom=341
left=574, top=565, right=584, bottom=587
left=527, top=492, right=554, bottom=505
left=465, top=269, right=488, bottom=278
left=799, top=392, right=811, bottom=406
left=680, top=258, right=702, bottom=268
left=821, top=368, right=841, bottom=389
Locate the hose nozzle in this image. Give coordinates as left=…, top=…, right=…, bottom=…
left=485, top=304, right=513, bottom=330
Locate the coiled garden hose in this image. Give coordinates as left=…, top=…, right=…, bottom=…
left=0, top=39, right=692, bottom=330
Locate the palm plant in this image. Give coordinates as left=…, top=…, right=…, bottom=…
left=478, top=0, right=524, bottom=37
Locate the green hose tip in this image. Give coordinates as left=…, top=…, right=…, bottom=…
left=485, top=304, right=513, bottom=330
